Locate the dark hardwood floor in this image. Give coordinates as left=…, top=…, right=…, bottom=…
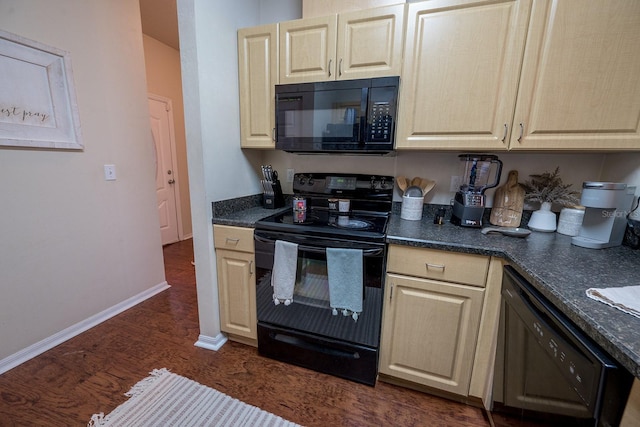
left=0, top=239, right=536, bottom=426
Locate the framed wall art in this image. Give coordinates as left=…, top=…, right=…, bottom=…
left=0, top=29, right=83, bottom=150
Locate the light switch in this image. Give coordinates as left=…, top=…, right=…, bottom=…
left=104, top=164, right=117, bottom=181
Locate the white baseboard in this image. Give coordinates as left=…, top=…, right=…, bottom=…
left=194, top=333, right=227, bottom=351
left=0, top=281, right=170, bottom=375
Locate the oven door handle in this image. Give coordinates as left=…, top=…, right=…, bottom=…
left=254, top=234, right=384, bottom=257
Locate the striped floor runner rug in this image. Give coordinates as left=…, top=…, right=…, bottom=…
left=89, top=368, right=302, bottom=426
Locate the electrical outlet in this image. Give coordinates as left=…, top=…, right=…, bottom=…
left=286, top=168, right=295, bottom=183
left=450, top=175, right=461, bottom=192
left=104, top=164, right=117, bottom=181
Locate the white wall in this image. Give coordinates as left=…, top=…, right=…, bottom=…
left=0, top=1, right=166, bottom=364
left=179, top=0, right=259, bottom=347
left=264, top=150, right=640, bottom=217
left=178, top=0, right=301, bottom=347
left=602, top=153, right=640, bottom=219
left=262, top=151, right=609, bottom=207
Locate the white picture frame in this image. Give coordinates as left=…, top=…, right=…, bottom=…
left=0, top=29, right=83, bottom=150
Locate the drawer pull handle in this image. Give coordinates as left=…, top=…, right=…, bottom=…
left=426, top=263, right=445, bottom=272
left=225, top=237, right=240, bottom=245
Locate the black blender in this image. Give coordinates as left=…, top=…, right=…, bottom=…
left=451, top=154, right=502, bottom=227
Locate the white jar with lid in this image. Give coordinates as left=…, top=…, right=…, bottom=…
left=557, top=207, right=585, bottom=236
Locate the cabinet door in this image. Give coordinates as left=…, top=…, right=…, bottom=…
left=379, top=273, right=484, bottom=396
left=510, top=0, right=640, bottom=150
left=238, top=24, right=278, bottom=148
left=216, top=250, right=257, bottom=340
left=279, top=15, right=338, bottom=83
left=336, top=4, right=405, bottom=80
left=396, top=0, right=531, bottom=150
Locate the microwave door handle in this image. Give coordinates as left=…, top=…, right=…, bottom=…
left=360, top=87, right=369, bottom=144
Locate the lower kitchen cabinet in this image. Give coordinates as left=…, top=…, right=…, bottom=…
left=379, top=244, right=503, bottom=404
left=379, top=272, right=484, bottom=395
left=213, top=225, right=257, bottom=346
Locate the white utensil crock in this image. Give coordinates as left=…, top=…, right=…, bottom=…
left=401, top=195, right=423, bottom=220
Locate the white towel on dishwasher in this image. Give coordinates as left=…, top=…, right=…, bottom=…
left=586, top=285, right=640, bottom=319
left=271, top=240, right=298, bottom=306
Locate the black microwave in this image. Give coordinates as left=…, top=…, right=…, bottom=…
left=275, top=76, right=399, bottom=154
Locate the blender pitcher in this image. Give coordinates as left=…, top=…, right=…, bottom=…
left=451, top=154, right=503, bottom=227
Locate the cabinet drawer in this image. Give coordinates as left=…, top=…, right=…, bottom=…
left=387, top=245, right=489, bottom=287
left=213, top=225, right=254, bottom=253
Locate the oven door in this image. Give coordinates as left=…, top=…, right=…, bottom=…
left=253, top=229, right=386, bottom=385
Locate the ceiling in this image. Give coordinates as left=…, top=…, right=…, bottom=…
left=139, top=0, right=180, bottom=50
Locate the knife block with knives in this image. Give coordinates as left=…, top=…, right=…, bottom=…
left=261, top=165, right=285, bottom=209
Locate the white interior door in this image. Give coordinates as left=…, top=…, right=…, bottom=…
left=149, top=95, right=180, bottom=245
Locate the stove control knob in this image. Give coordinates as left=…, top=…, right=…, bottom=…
left=298, top=176, right=307, bottom=185
left=307, top=178, right=314, bottom=186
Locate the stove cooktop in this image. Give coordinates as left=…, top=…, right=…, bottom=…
left=256, top=208, right=389, bottom=242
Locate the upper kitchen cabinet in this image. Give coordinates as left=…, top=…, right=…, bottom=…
left=509, top=0, right=640, bottom=151
left=238, top=24, right=278, bottom=148
left=396, top=0, right=531, bottom=150
left=279, top=4, right=406, bottom=83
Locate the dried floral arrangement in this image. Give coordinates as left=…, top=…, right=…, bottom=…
left=521, top=167, right=580, bottom=207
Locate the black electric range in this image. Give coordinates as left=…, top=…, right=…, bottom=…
left=255, top=173, right=395, bottom=243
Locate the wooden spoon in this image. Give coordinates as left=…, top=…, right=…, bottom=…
left=420, top=178, right=436, bottom=196
left=396, top=176, right=408, bottom=193
left=411, top=177, right=421, bottom=187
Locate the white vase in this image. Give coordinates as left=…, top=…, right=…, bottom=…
left=527, top=202, right=557, bottom=232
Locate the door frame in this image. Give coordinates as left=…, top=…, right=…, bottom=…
left=148, top=93, right=186, bottom=243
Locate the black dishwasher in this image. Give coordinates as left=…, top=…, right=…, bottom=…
left=492, top=266, right=633, bottom=427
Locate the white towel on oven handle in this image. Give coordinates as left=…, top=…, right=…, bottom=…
left=327, top=247, right=363, bottom=321
left=271, top=240, right=298, bottom=306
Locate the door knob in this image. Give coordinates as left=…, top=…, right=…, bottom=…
left=168, top=179, right=175, bottom=184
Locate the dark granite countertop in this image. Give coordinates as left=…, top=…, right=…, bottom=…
left=212, top=205, right=288, bottom=227
left=212, top=199, right=640, bottom=379
left=212, top=195, right=289, bottom=227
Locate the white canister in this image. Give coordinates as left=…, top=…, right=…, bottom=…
left=338, top=199, right=350, bottom=213
left=557, top=207, right=585, bottom=236
left=401, top=195, right=423, bottom=220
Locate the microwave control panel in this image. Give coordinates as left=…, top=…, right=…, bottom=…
left=367, top=85, right=396, bottom=142
left=368, top=102, right=392, bottom=141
